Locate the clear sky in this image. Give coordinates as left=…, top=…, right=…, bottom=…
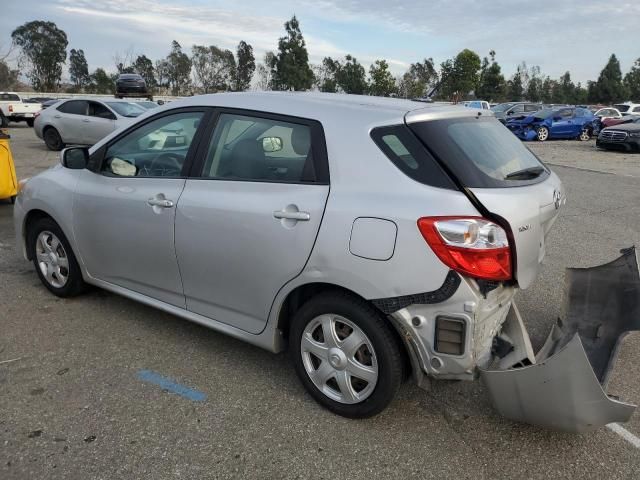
left=2, top=0, right=639, bottom=84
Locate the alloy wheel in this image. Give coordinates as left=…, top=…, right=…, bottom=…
left=579, top=129, right=591, bottom=141
left=537, top=127, right=549, bottom=141
left=35, top=231, right=69, bottom=288
left=300, top=314, right=378, bottom=404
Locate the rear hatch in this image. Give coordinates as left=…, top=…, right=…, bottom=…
left=406, top=109, right=565, bottom=289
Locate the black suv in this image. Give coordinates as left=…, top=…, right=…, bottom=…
left=115, top=74, right=151, bottom=99
left=491, top=102, right=543, bottom=123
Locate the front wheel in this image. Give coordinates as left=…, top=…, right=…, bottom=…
left=579, top=129, right=591, bottom=141
left=27, top=217, right=86, bottom=297
left=537, top=126, right=549, bottom=141
left=290, top=291, right=404, bottom=418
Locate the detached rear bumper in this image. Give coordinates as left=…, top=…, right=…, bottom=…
left=481, top=247, right=639, bottom=432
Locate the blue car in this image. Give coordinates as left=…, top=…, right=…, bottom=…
left=505, top=107, right=596, bottom=141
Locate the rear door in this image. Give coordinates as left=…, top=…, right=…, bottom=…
left=550, top=108, right=575, bottom=137
left=407, top=113, right=565, bottom=289
left=175, top=110, right=330, bottom=334
left=54, top=100, right=89, bottom=143
left=85, top=101, right=117, bottom=145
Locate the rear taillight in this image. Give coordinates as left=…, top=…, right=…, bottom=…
left=417, top=217, right=512, bottom=281
left=8, top=105, right=13, bottom=113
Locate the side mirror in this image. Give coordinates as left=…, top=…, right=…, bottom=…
left=262, top=136, right=283, bottom=153
left=61, top=147, right=89, bottom=169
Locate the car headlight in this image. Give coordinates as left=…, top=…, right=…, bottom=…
left=628, top=132, right=640, bottom=138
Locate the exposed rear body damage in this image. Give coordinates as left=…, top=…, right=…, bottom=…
left=481, top=248, right=639, bottom=432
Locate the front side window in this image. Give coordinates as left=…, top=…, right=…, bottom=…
left=57, top=100, right=88, bottom=115
left=104, top=102, right=145, bottom=118
left=89, top=102, right=116, bottom=120
left=524, top=104, right=540, bottom=112
left=101, top=111, right=204, bottom=178
left=202, top=113, right=317, bottom=183
left=511, top=104, right=525, bottom=113
left=557, top=108, right=573, bottom=118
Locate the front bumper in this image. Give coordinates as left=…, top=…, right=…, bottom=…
left=596, top=138, right=640, bottom=152
left=506, top=123, right=537, bottom=141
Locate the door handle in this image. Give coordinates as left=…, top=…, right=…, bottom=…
left=147, top=197, right=174, bottom=208
left=82, top=119, right=91, bottom=123
left=54, top=115, right=61, bottom=119
left=273, top=210, right=310, bottom=221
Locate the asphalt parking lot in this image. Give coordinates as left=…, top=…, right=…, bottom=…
left=1, top=125, right=640, bottom=479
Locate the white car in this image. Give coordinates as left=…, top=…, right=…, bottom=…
left=593, top=107, right=622, bottom=120
left=34, top=98, right=147, bottom=151
left=0, top=92, right=42, bottom=127
left=614, top=102, right=640, bottom=117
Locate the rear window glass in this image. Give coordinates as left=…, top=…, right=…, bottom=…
left=57, top=100, right=87, bottom=115
left=614, top=104, right=630, bottom=113
left=370, top=125, right=455, bottom=190
left=408, top=116, right=548, bottom=188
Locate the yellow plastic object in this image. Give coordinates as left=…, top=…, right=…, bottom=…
left=0, top=129, right=19, bottom=204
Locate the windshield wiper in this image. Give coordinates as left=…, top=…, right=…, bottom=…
left=504, top=166, right=545, bottom=180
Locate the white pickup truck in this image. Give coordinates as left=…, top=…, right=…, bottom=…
left=0, top=92, right=42, bottom=127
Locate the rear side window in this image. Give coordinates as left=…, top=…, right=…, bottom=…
left=57, top=100, right=87, bottom=115
left=0, top=93, right=20, bottom=101
left=370, top=125, right=455, bottom=190
left=408, top=116, right=548, bottom=188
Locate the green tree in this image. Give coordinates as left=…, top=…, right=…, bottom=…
left=88, top=68, right=115, bottom=94
left=336, top=54, right=367, bottom=94
left=397, top=58, right=438, bottom=99
left=256, top=51, right=276, bottom=91
left=234, top=41, right=255, bottom=91
left=476, top=50, right=505, bottom=101
left=507, top=71, right=523, bottom=101
left=439, top=49, right=481, bottom=101
left=368, top=59, right=396, bottom=97
left=133, top=55, right=156, bottom=88
left=191, top=45, right=235, bottom=93
left=166, top=40, right=192, bottom=95
left=624, top=58, right=640, bottom=101
left=592, top=54, right=626, bottom=103
left=11, top=20, right=68, bottom=91
left=0, top=60, right=19, bottom=90
left=314, top=56, right=340, bottom=92
left=69, top=48, right=89, bottom=91
left=526, top=76, right=542, bottom=102
left=558, top=71, right=576, bottom=104
left=273, top=16, right=313, bottom=91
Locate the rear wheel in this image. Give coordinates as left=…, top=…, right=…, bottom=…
left=537, top=126, right=549, bottom=141
left=290, top=291, right=404, bottom=418
left=26, top=118, right=34, bottom=127
left=43, top=127, right=64, bottom=151
left=0, top=113, right=7, bottom=128
left=579, top=129, right=591, bottom=141
left=27, top=217, right=86, bottom=297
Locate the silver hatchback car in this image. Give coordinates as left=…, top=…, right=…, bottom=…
left=14, top=93, right=638, bottom=430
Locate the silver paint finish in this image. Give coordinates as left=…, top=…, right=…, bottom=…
left=35, top=231, right=69, bottom=288
left=349, top=217, right=397, bottom=261
left=72, top=170, right=187, bottom=307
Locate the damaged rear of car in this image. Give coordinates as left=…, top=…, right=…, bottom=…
left=378, top=107, right=637, bottom=431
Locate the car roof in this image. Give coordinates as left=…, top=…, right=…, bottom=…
left=173, top=92, right=484, bottom=125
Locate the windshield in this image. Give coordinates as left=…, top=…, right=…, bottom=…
left=105, top=102, right=146, bottom=118
left=408, top=116, right=548, bottom=187
left=491, top=103, right=514, bottom=113
left=614, top=104, right=630, bottom=113
left=531, top=109, right=556, bottom=119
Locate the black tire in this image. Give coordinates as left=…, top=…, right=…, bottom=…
left=43, top=127, right=64, bottom=151
left=26, top=118, right=34, bottom=127
left=290, top=291, right=404, bottom=418
left=10, top=195, right=16, bottom=205
left=27, top=216, right=86, bottom=297
left=0, top=113, right=8, bottom=128
left=536, top=126, right=549, bottom=142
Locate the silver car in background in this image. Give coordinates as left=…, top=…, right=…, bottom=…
left=34, top=98, right=147, bottom=151
left=14, top=92, right=638, bottom=431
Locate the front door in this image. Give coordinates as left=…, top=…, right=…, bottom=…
left=73, top=109, right=208, bottom=307
left=550, top=108, right=575, bottom=137
left=55, top=100, right=89, bottom=144
left=175, top=111, right=330, bottom=333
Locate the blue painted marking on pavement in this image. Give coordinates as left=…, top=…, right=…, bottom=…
left=137, top=369, right=207, bottom=402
